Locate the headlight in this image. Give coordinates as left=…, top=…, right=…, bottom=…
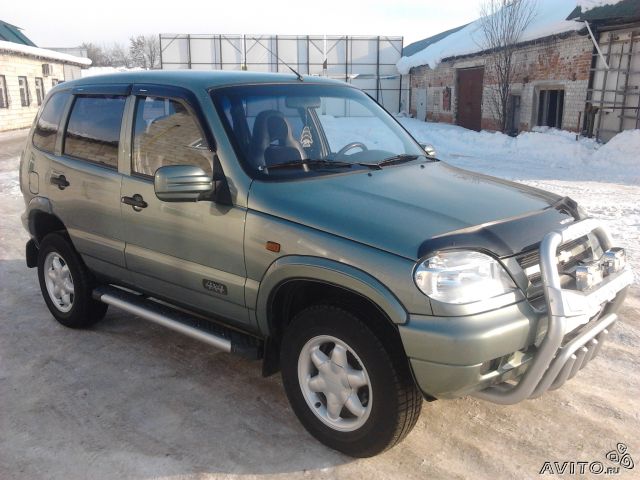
left=414, top=250, right=516, bottom=304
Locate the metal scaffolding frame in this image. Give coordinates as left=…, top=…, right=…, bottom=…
left=587, top=26, right=640, bottom=142
left=159, top=34, right=405, bottom=113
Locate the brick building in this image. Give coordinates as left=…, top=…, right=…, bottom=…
left=397, top=0, right=640, bottom=140
left=1, top=20, right=91, bottom=132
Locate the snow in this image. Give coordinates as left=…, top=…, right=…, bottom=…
left=397, top=0, right=583, bottom=73
left=0, top=40, right=91, bottom=66
left=81, top=66, right=145, bottom=78
left=397, top=117, right=640, bottom=281
left=577, top=0, right=624, bottom=11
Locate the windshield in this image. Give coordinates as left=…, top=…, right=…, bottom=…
left=210, top=83, right=424, bottom=179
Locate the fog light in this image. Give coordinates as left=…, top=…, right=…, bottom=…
left=603, top=247, right=626, bottom=275
left=576, top=262, right=603, bottom=291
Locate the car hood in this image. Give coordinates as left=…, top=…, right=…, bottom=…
left=248, top=161, right=575, bottom=260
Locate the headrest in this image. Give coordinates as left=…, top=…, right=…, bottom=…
left=267, top=115, right=289, bottom=142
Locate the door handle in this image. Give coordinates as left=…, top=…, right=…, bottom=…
left=121, top=194, right=148, bottom=211
left=50, top=174, right=70, bottom=190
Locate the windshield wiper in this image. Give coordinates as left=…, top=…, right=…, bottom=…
left=378, top=154, right=421, bottom=167
left=353, top=154, right=422, bottom=170
left=262, top=159, right=363, bottom=171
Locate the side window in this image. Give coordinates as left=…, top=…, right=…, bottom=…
left=0, top=75, right=8, bottom=108
left=32, top=91, right=71, bottom=153
left=63, top=95, right=126, bottom=167
left=132, top=96, right=212, bottom=177
left=35, top=78, right=45, bottom=106
left=18, top=76, right=30, bottom=107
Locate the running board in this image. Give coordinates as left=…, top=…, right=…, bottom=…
left=93, top=286, right=261, bottom=359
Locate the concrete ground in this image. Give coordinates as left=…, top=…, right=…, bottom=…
left=1, top=129, right=638, bottom=479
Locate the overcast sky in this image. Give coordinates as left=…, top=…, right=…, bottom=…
left=4, top=0, right=482, bottom=49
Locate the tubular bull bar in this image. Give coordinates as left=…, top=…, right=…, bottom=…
left=474, top=218, right=633, bottom=405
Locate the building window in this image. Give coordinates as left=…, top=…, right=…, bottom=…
left=63, top=95, right=126, bottom=167
left=18, top=76, right=31, bottom=107
left=35, top=78, right=45, bottom=106
left=537, top=89, right=564, bottom=128
left=51, top=79, right=59, bottom=86
left=0, top=75, right=8, bottom=108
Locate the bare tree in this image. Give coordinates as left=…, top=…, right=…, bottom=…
left=144, top=35, right=160, bottom=69
left=478, top=0, right=537, bottom=133
left=109, top=42, right=131, bottom=68
left=129, top=35, right=160, bottom=69
left=81, top=42, right=109, bottom=66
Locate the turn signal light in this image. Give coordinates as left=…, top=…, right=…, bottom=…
left=266, top=241, right=281, bottom=253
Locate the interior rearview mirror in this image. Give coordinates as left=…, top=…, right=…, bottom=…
left=285, top=96, right=321, bottom=109
left=154, top=165, right=214, bottom=202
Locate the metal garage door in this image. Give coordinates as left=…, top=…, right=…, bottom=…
left=456, top=67, right=484, bottom=131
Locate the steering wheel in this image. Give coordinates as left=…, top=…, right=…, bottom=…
left=336, top=142, right=368, bottom=159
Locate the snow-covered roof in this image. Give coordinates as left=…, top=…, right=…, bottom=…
left=0, top=40, right=92, bottom=67
left=397, top=0, right=586, bottom=74
left=577, top=0, right=625, bottom=12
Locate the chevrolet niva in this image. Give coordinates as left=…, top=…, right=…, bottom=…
left=20, top=71, right=632, bottom=457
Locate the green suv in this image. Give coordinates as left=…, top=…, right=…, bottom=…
left=20, top=71, right=632, bottom=457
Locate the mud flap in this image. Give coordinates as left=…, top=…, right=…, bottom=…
left=26, top=239, right=38, bottom=268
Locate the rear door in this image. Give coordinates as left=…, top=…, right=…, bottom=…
left=456, top=67, right=484, bottom=131
left=44, top=85, right=129, bottom=280
left=120, top=85, right=250, bottom=328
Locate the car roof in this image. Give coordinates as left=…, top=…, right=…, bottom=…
left=58, top=70, right=348, bottom=92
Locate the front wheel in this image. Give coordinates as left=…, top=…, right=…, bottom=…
left=280, top=305, right=422, bottom=457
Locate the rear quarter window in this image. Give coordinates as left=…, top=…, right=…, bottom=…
left=32, top=92, right=71, bottom=153
left=63, top=95, right=126, bottom=168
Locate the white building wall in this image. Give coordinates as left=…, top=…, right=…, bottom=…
left=0, top=53, right=66, bottom=131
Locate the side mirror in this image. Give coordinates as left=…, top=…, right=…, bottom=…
left=420, top=143, right=437, bottom=158
left=154, top=165, right=213, bottom=202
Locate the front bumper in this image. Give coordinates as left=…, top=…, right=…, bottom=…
left=400, top=218, right=633, bottom=402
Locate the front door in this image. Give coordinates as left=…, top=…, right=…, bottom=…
left=120, top=91, right=250, bottom=328
left=416, top=89, right=427, bottom=121
left=456, top=67, right=484, bottom=131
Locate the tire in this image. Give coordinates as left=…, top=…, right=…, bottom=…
left=280, top=304, right=422, bottom=457
left=37, top=233, right=108, bottom=328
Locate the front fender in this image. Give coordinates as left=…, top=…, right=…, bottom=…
left=254, top=255, right=408, bottom=335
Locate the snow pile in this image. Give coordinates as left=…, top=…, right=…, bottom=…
left=577, top=0, right=624, bottom=11
left=81, top=66, right=145, bottom=78
left=592, top=129, right=640, bottom=167
left=397, top=0, right=583, bottom=73
left=397, top=118, right=640, bottom=181
left=0, top=40, right=91, bottom=66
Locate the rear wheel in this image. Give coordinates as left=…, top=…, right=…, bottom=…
left=281, top=304, right=422, bottom=457
left=37, top=233, right=108, bottom=328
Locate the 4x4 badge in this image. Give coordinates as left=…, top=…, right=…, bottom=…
left=202, top=279, right=228, bottom=295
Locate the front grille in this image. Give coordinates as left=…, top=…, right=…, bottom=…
left=516, top=235, right=597, bottom=295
